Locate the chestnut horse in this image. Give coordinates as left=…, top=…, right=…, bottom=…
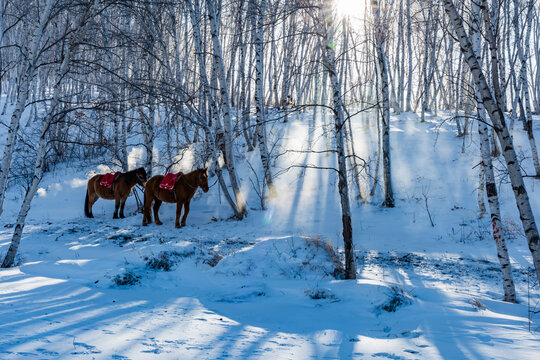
left=142, top=168, right=209, bottom=228
left=85, top=168, right=147, bottom=219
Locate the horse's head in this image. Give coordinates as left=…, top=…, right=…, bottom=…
left=135, top=168, right=148, bottom=186
left=198, top=168, right=209, bottom=193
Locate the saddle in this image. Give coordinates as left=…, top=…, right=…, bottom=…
left=100, top=172, right=121, bottom=188
left=159, top=172, right=182, bottom=191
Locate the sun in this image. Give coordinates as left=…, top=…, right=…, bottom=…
left=335, top=0, right=366, bottom=20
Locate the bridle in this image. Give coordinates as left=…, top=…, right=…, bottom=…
left=136, top=173, right=146, bottom=185
left=181, top=173, right=198, bottom=190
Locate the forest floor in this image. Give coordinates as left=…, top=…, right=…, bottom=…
left=1, top=111, right=539, bottom=359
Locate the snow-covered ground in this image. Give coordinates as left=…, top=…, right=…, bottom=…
left=1, top=111, right=539, bottom=359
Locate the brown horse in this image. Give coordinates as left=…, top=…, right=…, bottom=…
left=142, top=168, right=209, bottom=228
left=85, top=168, right=147, bottom=219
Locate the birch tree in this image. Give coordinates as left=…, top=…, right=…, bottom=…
left=0, top=0, right=55, bottom=220
left=313, top=1, right=357, bottom=279
left=444, top=0, right=540, bottom=281
left=472, top=0, right=516, bottom=302
left=251, top=0, right=276, bottom=202
left=372, top=0, right=394, bottom=208
left=2, top=0, right=98, bottom=267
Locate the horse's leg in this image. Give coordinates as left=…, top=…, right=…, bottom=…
left=180, top=199, right=191, bottom=227
left=86, top=186, right=95, bottom=218
left=175, top=201, right=184, bottom=228
left=88, top=193, right=99, bottom=218
left=119, top=195, right=127, bottom=218
left=142, top=190, right=152, bottom=226
left=153, top=199, right=163, bottom=225
left=113, top=193, right=120, bottom=219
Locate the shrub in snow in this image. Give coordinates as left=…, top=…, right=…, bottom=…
left=305, top=288, right=338, bottom=301
left=145, top=251, right=180, bottom=271
left=468, top=298, right=487, bottom=311
left=113, top=270, right=141, bottom=286
left=108, top=233, right=133, bottom=246
left=143, top=245, right=218, bottom=271
left=214, top=236, right=345, bottom=279
left=144, top=248, right=197, bottom=271
left=376, top=286, right=413, bottom=313
left=203, top=252, right=223, bottom=267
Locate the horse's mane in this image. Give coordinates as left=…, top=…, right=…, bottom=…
left=124, top=167, right=145, bottom=175
left=179, top=168, right=205, bottom=178
left=121, top=167, right=145, bottom=183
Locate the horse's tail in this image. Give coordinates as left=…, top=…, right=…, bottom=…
left=84, top=189, right=91, bottom=218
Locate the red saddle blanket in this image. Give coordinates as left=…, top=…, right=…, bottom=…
left=100, top=172, right=119, bottom=188
left=159, top=173, right=179, bottom=190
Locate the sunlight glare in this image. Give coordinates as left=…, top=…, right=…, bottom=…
left=335, top=0, right=365, bottom=19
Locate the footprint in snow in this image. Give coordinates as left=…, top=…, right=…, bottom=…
left=36, top=348, right=59, bottom=356
left=400, top=330, right=422, bottom=338
left=404, top=349, right=420, bottom=354
left=15, top=352, right=38, bottom=357
left=372, top=353, right=406, bottom=360
left=72, top=342, right=101, bottom=354
left=141, top=348, right=163, bottom=354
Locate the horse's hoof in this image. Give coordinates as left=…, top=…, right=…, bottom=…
left=175, top=224, right=181, bottom=229
left=180, top=223, right=186, bottom=228
left=156, top=221, right=163, bottom=225
left=113, top=216, right=118, bottom=219
left=120, top=215, right=125, bottom=219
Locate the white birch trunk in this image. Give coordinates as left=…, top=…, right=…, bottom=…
left=318, top=6, right=356, bottom=279
left=471, top=0, right=486, bottom=216
left=206, top=0, right=247, bottom=218
left=405, top=0, right=413, bottom=112
left=513, top=0, right=540, bottom=176
left=187, top=0, right=242, bottom=217
left=479, top=120, right=517, bottom=302
left=252, top=0, right=276, bottom=200
left=372, top=0, right=394, bottom=207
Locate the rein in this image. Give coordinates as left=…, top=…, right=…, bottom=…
left=180, top=173, right=198, bottom=190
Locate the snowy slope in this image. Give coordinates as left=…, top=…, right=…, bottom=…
left=0, top=110, right=539, bottom=359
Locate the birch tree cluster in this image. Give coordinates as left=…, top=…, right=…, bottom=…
left=0, top=0, right=539, bottom=293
